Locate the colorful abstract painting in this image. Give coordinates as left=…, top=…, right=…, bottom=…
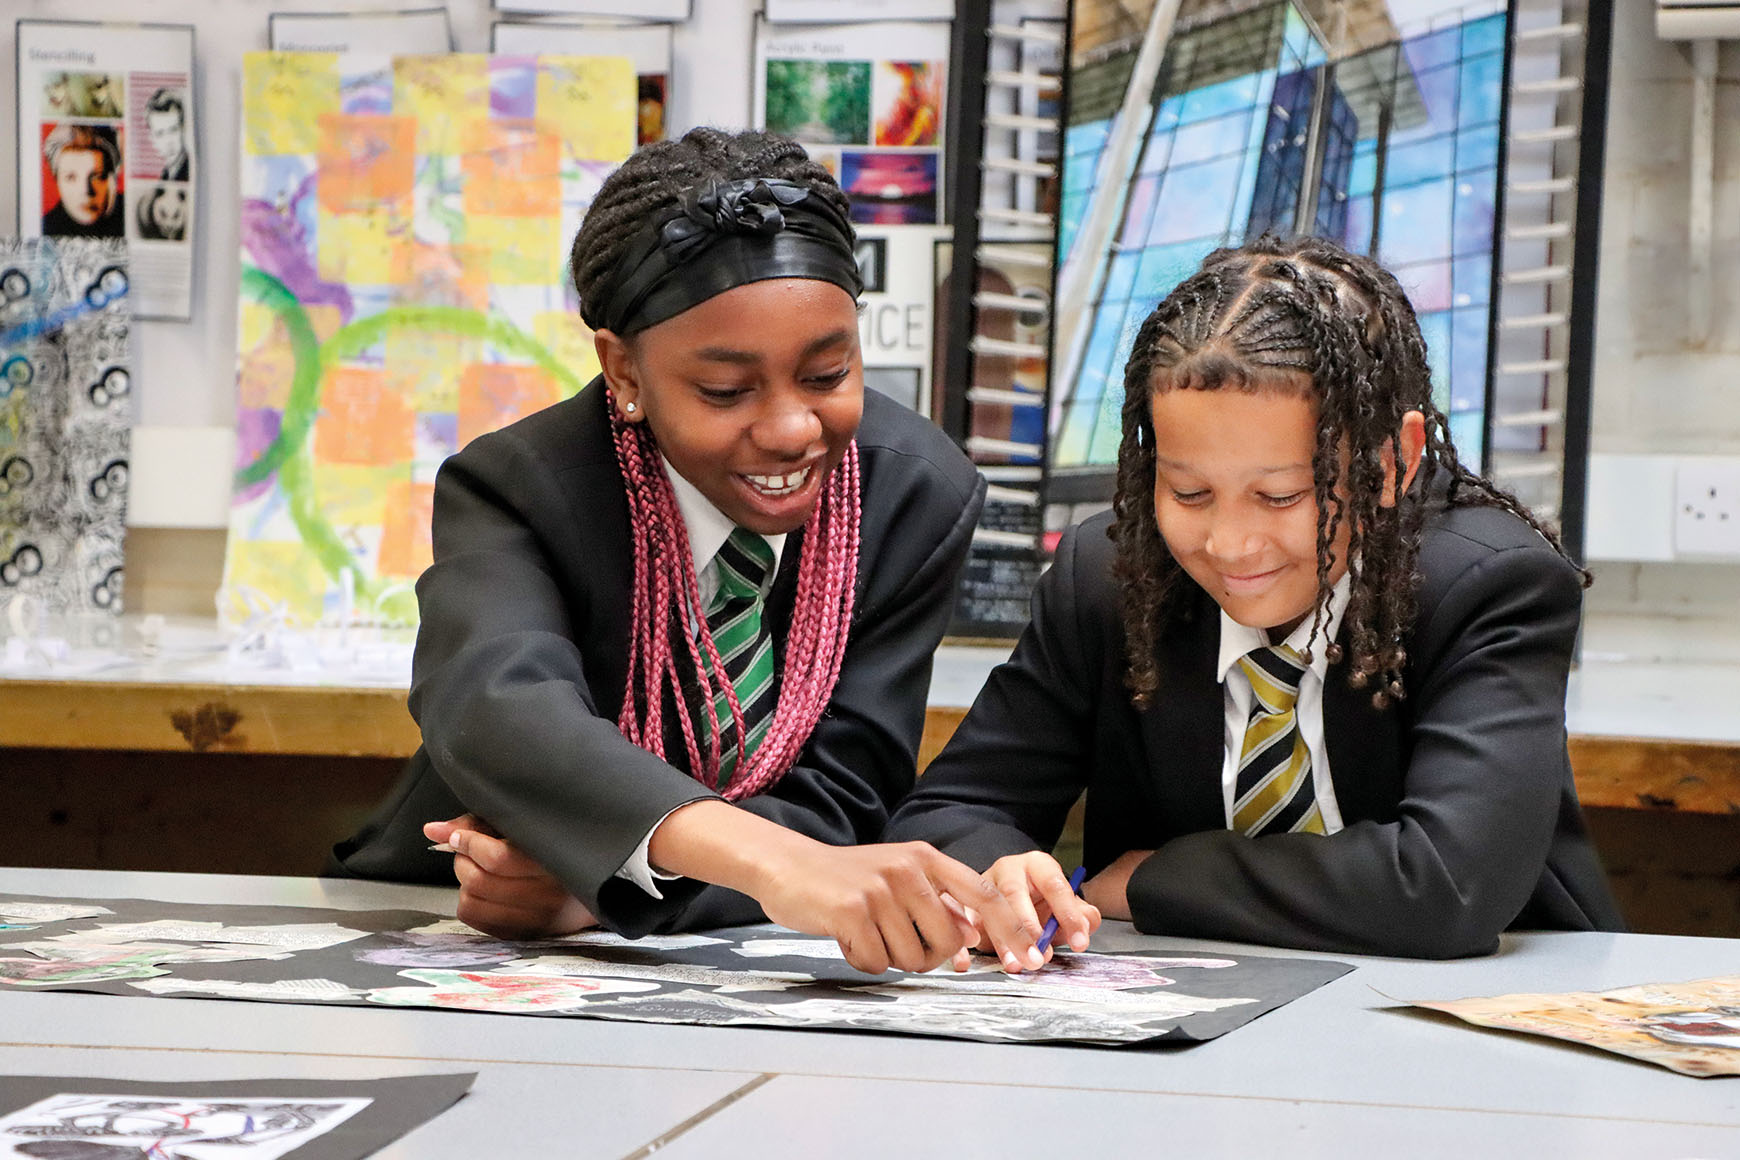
left=228, top=52, right=634, bottom=626
left=0, top=238, right=131, bottom=616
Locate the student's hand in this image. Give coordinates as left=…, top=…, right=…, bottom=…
left=1082, top=849, right=1153, bottom=923
left=752, top=839, right=1047, bottom=976
left=424, top=815, right=598, bottom=939
left=975, top=851, right=1102, bottom=966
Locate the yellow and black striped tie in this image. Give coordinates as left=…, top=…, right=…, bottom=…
left=1232, top=644, right=1326, bottom=837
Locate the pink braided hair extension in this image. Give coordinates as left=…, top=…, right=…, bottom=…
left=606, top=389, right=861, bottom=796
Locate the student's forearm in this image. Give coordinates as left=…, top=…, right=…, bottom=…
left=647, top=798, right=816, bottom=900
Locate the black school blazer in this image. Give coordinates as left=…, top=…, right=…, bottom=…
left=886, top=494, right=1624, bottom=958
left=332, top=379, right=986, bottom=937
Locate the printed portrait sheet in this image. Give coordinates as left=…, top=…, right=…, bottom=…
left=267, top=8, right=454, bottom=54
left=491, top=21, right=672, bottom=144
left=0, top=238, right=131, bottom=617
left=491, top=0, right=692, bottom=19
left=1411, top=975, right=1740, bottom=1077
left=226, top=51, right=634, bottom=626
left=755, top=20, right=950, bottom=228
left=15, top=21, right=196, bottom=320
left=0, top=894, right=1351, bottom=1047
left=766, top=1, right=955, bottom=22
left=0, top=1072, right=474, bottom=1160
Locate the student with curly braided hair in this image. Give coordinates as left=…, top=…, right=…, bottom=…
left=888, top=235, right=1623, bottom=959
left=335, top=128, right=1049, bottom=975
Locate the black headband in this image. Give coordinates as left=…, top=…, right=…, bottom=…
left=583, top=177, right=862, bottom=336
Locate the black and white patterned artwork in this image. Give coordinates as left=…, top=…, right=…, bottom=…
left=0, top=237, right=131, bottom=615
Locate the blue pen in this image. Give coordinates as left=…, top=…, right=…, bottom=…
left=1035, top=865, right=1088, bottom=955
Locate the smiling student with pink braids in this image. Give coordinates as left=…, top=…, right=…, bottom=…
left=332, top=128, right=1047, bottom=976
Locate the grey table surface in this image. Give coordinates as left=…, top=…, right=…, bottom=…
left=2, top=868, right=1738, bottom=1159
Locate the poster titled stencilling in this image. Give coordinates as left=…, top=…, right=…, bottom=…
left=14, top=21, right=196, bottom=321
left=754, top=19, right=950, bottom=228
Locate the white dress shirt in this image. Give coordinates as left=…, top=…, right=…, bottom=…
left=613, top=458, right=785, bottom=897
left=1216, top=573, right=1352, bottom=836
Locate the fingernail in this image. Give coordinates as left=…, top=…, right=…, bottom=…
left=1026, top=947, right=1044, bottom=969
left=1002, top=952, right=1019, bottom=971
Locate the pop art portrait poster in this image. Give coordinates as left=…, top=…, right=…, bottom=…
left=15, top=21, right=196, bottom=321
left=227, top=51, right=634, bottom=627
left=755, top=19, right=949, bottom=227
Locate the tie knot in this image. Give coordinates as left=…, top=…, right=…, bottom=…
left=1238, top=644, right=1305, bottom=714
left=714, top=528, right=774, bottom=602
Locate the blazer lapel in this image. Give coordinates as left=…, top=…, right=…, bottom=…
left=1322, top=659, right=1404, bottom=823
left=1138, top=594, right=1229, bottom=837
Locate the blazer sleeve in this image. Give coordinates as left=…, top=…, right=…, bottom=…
left=881, top=522, right=1100, bottom=868
left=652, top=469, right=990, bottom=933
left=1125, top=543, right=1584, bottom=958
left=410, top=431, right=718, bottom=936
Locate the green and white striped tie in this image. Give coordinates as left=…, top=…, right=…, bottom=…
left=703, top=528, right=778, bottom=781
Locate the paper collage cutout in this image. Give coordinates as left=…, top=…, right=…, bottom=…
left=0, top=238, right=131, bottom=616
left=0, top=893, right=1351, bottom=1047
left=1413, top=975, right=1740, bottom=1077
left=228, top=52, right=634, bottom=626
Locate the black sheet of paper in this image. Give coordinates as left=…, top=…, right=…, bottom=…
left=0, top=894, right=1352, bottom=1047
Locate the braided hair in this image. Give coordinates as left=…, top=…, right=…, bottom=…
left=572, top=128, right=862, bottom=798
left=1111, top=234, right=1582, bottom=711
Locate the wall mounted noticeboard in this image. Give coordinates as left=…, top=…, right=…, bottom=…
left=15, top=20, right=197, bottom=321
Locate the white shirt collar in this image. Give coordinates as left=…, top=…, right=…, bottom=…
left=1216, top=571, right=1353, bottom=685
left=661, top=456, right=786, bottom=578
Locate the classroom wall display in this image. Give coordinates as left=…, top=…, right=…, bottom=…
left=765, top=0, right=955, bottom=21
left=1050, top=0, right=1508, bottom=476
left=0, top=238, right=132, bottom=617
left=225, top=52, right=635, bottom=627
left=14, top=21, right=197, bottom=321
left=854, top=224, right=948, bottom=416
left=0, top=893, right=1353, bottom=1047
left=755, top=19, right=950, bottom=227
left=1412, top=976, right=1740, bottom=1078
left=491, top=21, right=673, bottom=145
left=491, top=0, right=692, bottom=19
left=0, top=1073, right=474, bottom=1160
left=267, top=8, right=455, bottom=54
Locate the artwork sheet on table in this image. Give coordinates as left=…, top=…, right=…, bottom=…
left=0, top=238, right=131, bottom=620
left=490, top=21, right=671, bottom=144
left=14, top=21, right=196, bottom=320
left=0, top=1072, right=474, bottom=1160
left=226, top=50, right=635, bottom=629
left=267, top=8, right=455, bottom=54
left=1411, top=976, right=1740, bottom=1078
left=0, top=895, right=1351, bottom=1047
left=755, top=18, right=949, bottom=228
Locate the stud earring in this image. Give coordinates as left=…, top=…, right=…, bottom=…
left=624, top=401, right=637, bottom=414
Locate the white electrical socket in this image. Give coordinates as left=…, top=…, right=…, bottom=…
left=1673, top=458, right=1740, bottom=558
